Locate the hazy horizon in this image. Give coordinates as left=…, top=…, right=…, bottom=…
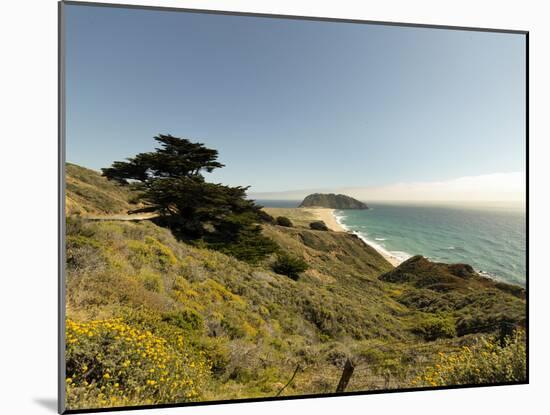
left=248, top=171, right=525, bottom=204
left=69, top=161, right=525, bottom=204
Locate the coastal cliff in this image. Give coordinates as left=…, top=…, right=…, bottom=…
left=299, top=193, right=368, bottom=209
left=65, top=163, right=526, bottom=407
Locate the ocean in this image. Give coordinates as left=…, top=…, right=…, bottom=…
left=257, top=200, right=526, bottom=286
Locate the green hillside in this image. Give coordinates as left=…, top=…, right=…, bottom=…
left=299, top=193, right=368, bottom=209
left=66, top=163, right=141, bottom=215
left=64, top=163, right=526, bottom=410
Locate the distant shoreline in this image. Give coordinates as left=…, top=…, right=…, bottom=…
left=304, top=207, right=403, bottom=267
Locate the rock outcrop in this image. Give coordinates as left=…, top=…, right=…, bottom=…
left=299, top=193, right=368, bottom=209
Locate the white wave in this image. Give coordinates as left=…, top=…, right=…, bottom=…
left=331, top=210, right=410, bottom=264
left=353, top=230, right=411, bottom=263
left=476, top=269, right=508, bottom=284
left=333, top=212, right=350, bottom=231
left=388, top=250, right=413, bottom=262
left=375, top=237, right=387, bottom=241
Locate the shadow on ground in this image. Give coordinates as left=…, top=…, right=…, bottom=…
left=34, top=398, right=57, bottom=412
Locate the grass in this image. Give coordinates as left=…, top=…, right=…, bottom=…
left=64, top=164, right=527, bottom=409
left=66, top=163, right=142, bottom=215
left=263, top=208, right=319, bottom=228
left=412, top=329, right=526, bottom=387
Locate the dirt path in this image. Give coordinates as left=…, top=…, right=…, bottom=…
left=82, top=213, right=159, bottom=222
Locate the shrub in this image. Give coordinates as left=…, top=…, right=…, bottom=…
left=257, top=210, right=275, bottom=223
left=276, top=216, right=293, bottom=227
left=101, top=135, right=279, bottom=265
left=413, top=315, right=456, bottom=341
left=220, top=317, right=246, bottom=339
left=65, top=319, right=210, bottom=409
left=309, top=221, right=329, bottom=231
left=162, top=309, right=204, bottom=331
left=213, top=226, right=278, bottom=264
left=455, top=315, right=522, bottom=336
left=66, top=216, right=95, bottom=238
left=271, top=253, right=308, bottom=280
left=140, top=272, right=163, bottom=293
left=127, top=237, right=177, bottom=271
left=197, top=337, right=231, bottom=377
left=66, top=234, right=105, bottom=274
left=357, top=346, right=412, bottom=381
left=358, top=348, right=385, bottom=365
left=413, top=330, right=526, bottom=386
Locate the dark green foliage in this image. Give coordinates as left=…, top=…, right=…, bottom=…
left=210, top=223, right=279, bottom=264
left=162, top=309, right=204, bottom=331
left=379, top=255, right=478, bottom=292
left=398, top=289, right=451, bottom=311
left=413, top=315, right=456, bottom=341
left=309, top=221, right=329, bottom=231
left=380, top=255, right=525, bottom=296
left=398, top=287, right=525, bottom=336
left=101, top=135, right=276, bottom=262
left=271, top=252, right=308, bottom=280
left=101, top=134, right=224, bottom=184
left=386, top=257, right=526, bottom=337
left=257, top=210, right=275, bottom=224
left=494, top=282, right=526, bottom=299
left=455, top=314, right=525, bottom=337
left=66, top=162, right=527, bottom=399
left=299, top=193, right=368, bottom=209
left=65, top=205, right=527, bottom=396
left=276, top=216, right=293, bottom=227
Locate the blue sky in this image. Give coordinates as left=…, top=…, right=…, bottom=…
left=65, top=4, right=526, bottom=196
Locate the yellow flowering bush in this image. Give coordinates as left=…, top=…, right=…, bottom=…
left=412, top=330, right=526, bottom=387
left=127, top=236, right=177, bottom=271
left=65, top=319, right=210, bottom=409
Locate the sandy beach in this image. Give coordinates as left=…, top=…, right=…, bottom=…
left=300, top=208, right=344, bottom=232
left=263, top=206, right=403, bottom=267
left=304, top=207, right=403, bottom=267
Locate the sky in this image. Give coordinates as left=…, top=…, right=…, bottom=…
left=65, top=4, right=526, bottom=201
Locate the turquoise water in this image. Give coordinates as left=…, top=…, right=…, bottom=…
left=334, top=203, right=526, bottom=286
